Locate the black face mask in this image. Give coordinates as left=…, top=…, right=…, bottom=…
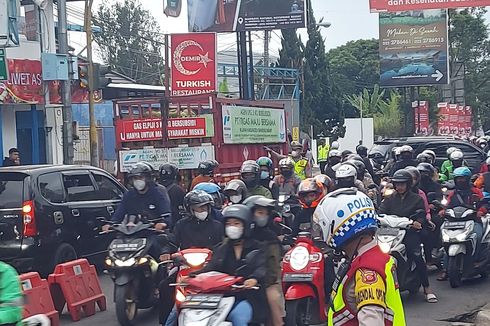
left=452, top=160, right=463, bottom=168
left=420, top=175, right=432, bottom=184
left=337, top=178, right=355, bottom=189
left=455, top=178, right=470, bottom=190
left=160, top=178, right=174, bottom=187
left=242, top=177, right=258, bottom=188
left=281, top=170, right=293, bottom=178
left=329, top=158, right=341, bottom=166
left=401, top=153, right=412, bottom=161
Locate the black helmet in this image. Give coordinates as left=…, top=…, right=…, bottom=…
left=128, top=162, right=153, bottom=179
left=159, top=163, right=179, bottom=184
left=224, top=179, right=248, bottom=203
left=391, top=169, right=413, bottom=187
left=184, top=189, right=214, bottom=212
left=356, top=145, right=368, bottom=157
left=240, top=160, right=260, bottom=188
left=417, top=163, right=436, bottom=175
left=345, top=159, right=365, bottom=175
left=341, top=150, right=353, bottom=161
left=405, top=166, right=421, bottom=185
left=198, top=160, right=218, bottom=176
left=242, top=195, right=276, bottom=209
left=222, top=204, right=252, bottom=237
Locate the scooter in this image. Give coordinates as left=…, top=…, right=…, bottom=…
left=441, top=206, right=490, bottom=288
left=376, top=214, right=422, bottom=294
left=282, top=231, right=330, bottom=326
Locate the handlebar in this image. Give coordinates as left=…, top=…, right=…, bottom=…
left=231, top=284, right=260, bottom=290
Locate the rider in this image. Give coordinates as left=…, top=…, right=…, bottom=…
left=416, top=152, right=433, bottom=164
left=324, top=149, right=342, bottom=180
left=439, top=147, right=459, bottom=181
left=244, top=196, right=284, bottom=326
left=293, top=178, right=325, bottom=236
left=0, top=261, right=22, bottom=326
left=265, top=141, right=311, bottom=180
left=240, top=160, right=273, bottom=198
left=193, top=182, right=225, bottom=221
left=422, top=149, right=436, bottom=165
left=440, top=150, right=465, bottom=182
left=159, top=163, right=185, bottom=228
left=418, top=163, right=442, bottom=197
left=196, top=204, right=268, bottom=325
left=314, top=174, right=334, bottom=195
left=313, top=188, right=406, bottom=325
left=223, top=179, right=249, bottom=204
left=273, top=157, right=302, bottom=196
left=356, top=145, right=376, bottom=181
left=379, top=169, right=437, bottom=303
left=345, top=157, right=378, bottom=206
left=256, top=156, right=280, bottom=199
left=335, top=163, right=366, bottom=193
left=389, top=145, right=417, bottom=176
left=475, top=157, right=490, bottom=193
left=190, top=159, right=218, bottom=190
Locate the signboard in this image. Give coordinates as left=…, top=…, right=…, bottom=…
left=379, top=9, right=449, bottom=87
left=187, top=0, right=306, bottom=32
left=167, top=117, right=207, bottom=139
left=119, top=145, right=215, bottom=172
left=436, top=102, right=473, bottom=136
left=412, top=101, right=429, bottom=135
left=0, top=49, right=6, bottom=80
left=171, top=33, right=216, bottom=96
left=222, top=105, right=287, bottom=144
left=292, top=126, right=300, bottom=142
left=116, top=118, right=163, bottom=142
left=370, top=0, right=490, bottom=12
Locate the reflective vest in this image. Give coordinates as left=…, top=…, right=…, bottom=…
left=318, top=144, right=329, bottom=162
left=293, top=158, right=308, bottom=180
left=328, top=246, right=405, bottom=326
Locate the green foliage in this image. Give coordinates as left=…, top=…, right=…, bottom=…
left=344, top=85, right=385, bottom=118
left=277, top=29, right=304, bottom=69
left=93, top=0, right=164, bottom=85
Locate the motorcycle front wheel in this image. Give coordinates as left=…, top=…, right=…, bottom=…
left=115, top=283, right=138, bottom=326
left=448, top=254, right=464, bottom=288
left=285, top=299, right=309, bottom=326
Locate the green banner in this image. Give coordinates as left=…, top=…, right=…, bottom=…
left=0, top=49, right=7, bottom=81
left=222, top=105, right=287, bottom=144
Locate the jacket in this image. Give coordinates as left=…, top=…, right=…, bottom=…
left=164, top=182, right=186, bottom=228
left=251, top=226, right=282, bottom=287
left=447, top=187, right=487, bottom=219
left=248, top=185, right=273, bottom=199
left=190, top=175, right=215, bottom=191
left=167, top=216, right=223, bottom=252
left=0, top=262, right=23, bottom=325
left=2, top=158, right=17, bottom=167
left=474, top=172, right=490, bottom=193
left=273, top=174, right=301, bottom=196
left=293, top=157, right=310, bottom=180
left=318, top=144, right=329, bottom=162
left=419, top=178, right=443, bottom=201
left=260, top=178, right=280, bottom=200
left=379, top=191, right=426, bottom=223
left=389, top=159, right=418, bottom=176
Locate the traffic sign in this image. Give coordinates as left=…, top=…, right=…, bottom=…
left=0, top=48, right=7, bottom=81
left=292, top=127, right=299, bottom=142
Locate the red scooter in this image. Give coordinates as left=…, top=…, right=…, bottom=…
left=282, top=231, right=330, bottom=326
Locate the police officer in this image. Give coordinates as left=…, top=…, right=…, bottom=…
left=265, top=141, right=311, bottom=180
left=313, top=188, right=406, bottom=326
left=318, top=139, right=330, bottom=174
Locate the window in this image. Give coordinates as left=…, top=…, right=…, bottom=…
left=62, top=173, right=96, bottom=202
left=120, top=106, right=130, bottom=119
left=92, top=172, right=124, bottom=201
left=0, top=173, right=27, bottom=208
left=38, top=172, right=64, bottom=203
left=458, top=144, right=484, bottom=160
left=425, top=143, right=448, bottom=159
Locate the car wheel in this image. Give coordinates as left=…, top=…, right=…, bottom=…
left=51, top=243, right=78, bottom=271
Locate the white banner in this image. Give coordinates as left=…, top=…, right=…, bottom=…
left=168, top=145, right=215, bottom=169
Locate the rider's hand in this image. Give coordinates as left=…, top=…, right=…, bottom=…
left=243, top=278, right=258, bottom=289
left=159, top=254, right=171, bottom=262
left=411, top=221, right=422, bottom=230
left=154, top=223, right=167, bottom=230
left=428, top=220, right=436, bottom=231
left=263, top=146, right=272, bottom=152
left=102, top=224, right=111, bottom=232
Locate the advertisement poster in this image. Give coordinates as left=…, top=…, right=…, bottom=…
left=379, top=9, right=449, bottom=87
left=168, top=145, right=215, bottom=169
left=115, top=118, right=163, bottom=142
left=437, top=102, right=450, bottom=135
left=412, top=101, right=429, bottom=135
left=119, top=148, right=169, bottom=172
left=464, top=106, right=473, bottom=136
left=222, top=105, right=287, bottom=144
left=370, top=0, right=490, bottom=13
left=448, top=104, right=459, bottom=135
left=171, top=33, right=217, bottom=96
left=187, top=0, right=306, bottom=32
left=167, top=117, right=207, bottom=139
left=436, top=102, right=472, bottom=137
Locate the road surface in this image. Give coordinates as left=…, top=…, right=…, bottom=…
left=59, top=271, right=488, bottom=325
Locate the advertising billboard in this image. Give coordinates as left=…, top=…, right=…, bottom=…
left=171, top=33, right=217, bottom=96
left=436, top=102, right=473, bottom=136
left=370, top=0, right=490, bottom=13
left=187, top=0, right=306, bottom=32
left=167, top=117, right=207, bottom=139
left=379, top=9, right=449, bottom=87
left=412, top=101, right=430, bottom=135
left=222, top=105, right=287, bottom=144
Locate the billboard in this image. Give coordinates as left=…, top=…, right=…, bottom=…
left=187, top=0, right=306, bottom=32
left=222, top=105, right=287, bottom=144
left=412, top=101, right=430, bottom=135
left=379, top=9, right=449, bottom=87
left=171, top=33, right=217, bottom=96
left=370, top=0, right=490, bottom=12
left=167, top=117, right=207, bottom=139
left=437, top=102, right=473, bottom=136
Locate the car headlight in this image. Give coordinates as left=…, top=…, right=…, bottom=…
left=183, top=252, right=209, bottom=267
left=114, top=258, right=136, bottom=267
left=289, top=246, right=309, bottom=271
left=379, top=242, right=392, bottom=254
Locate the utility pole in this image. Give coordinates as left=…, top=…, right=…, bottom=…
left=85, top=0, right=98, bottom=167
left=263, top=30, right=270, bottom=99
left=57, top=0, right=74, bottom=164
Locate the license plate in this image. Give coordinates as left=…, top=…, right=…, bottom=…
left=444, top=221, right=467, bottom=230
left=377, top=228, right=399, bottom=236
left=110, top=239, right=146, bottom=251
left=283, top=273, right=313, bottom=282
left=181, top=294, right=222, bottom=309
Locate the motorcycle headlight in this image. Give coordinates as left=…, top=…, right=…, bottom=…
left=105, top=258, right=113, bottom=266
left=114, top=258, right=136, bottom=267
left=379, top=242, right=391, bottom=254
left=442, top=233, right=450, bottom=242
left=441, top=198, right=448, bottom=206
left=183, top=252, right=209, bottom=267
left=289, top=246, right=309, bottom=271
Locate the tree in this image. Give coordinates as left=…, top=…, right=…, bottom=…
left=93, top=0, right=164, bottom=85
left=345, top=84, right=385, bottom=118
left=277, top=29, right=304, bottom=69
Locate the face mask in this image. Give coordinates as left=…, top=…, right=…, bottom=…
left=291, top=151, right=300, bottom=158
left=260, top=171, right=270, bottom=180
left=281, top=170, right=293, bottom=178
left=160, top=179, right=173, bottom=187
left=230, top=195, right=242, bottom=204
left=337, top=178, right=354, bottom=189
left=329, top=158, right=341, bottom=166
left=133, top=179, right=146, bottom=191
left=225, top=226, right=243, bottom=240
left=195, top=211, right=208, bottom=221
left=254, top=216, right=269, bottom=227
left=420, top=175, right=431, bottom=183
left=243, top=178, right=258, bottom=188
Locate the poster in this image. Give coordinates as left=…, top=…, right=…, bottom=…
left=437, top=102, right=450, bottom=135
left=119, top=148, right=169, bottom=172
left=379, top=9, right=449, bottom=87
left=370, top=0, right=490, bottom=13
left=222, top=105, right=287, bottom=144
left=187, top=0, right=306, bottom=32
left=171, top=33, right=217, bottom=96
left=115, top=118, right=163, bottom=142
left=167, top=117, right=207, bottom=139
left=412, top=101, right=429, bottom=135
left=448, top=104, right=459, bottom=135
left=436, top=102, right=473, bottom=137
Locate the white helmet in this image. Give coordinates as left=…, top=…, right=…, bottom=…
left=313, top=188, right=377, bottom=249
left=487, top=150, right=490, bottom=158
left=399, top=145, right=413, bottom=153
left=331, top=141, right=340, bottom=150
left=449, top=150, right=464, bottom=161
left=477, top=137, right=488, bottom=145
left=486, top=157, right=490, bottom=165
left=422, top=149, right=436, bottom=162
left=335, top=163, right=357, bottom=179
left=329, top=149, right=342, bottom=158
left=394, top=147, right=401, bottom=156
left=446, top=147, right=459, bottom=156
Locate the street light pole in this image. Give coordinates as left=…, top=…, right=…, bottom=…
left=85, top=0, right=98, bottom=167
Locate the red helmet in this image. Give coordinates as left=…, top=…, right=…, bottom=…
left=298, top=178, right=325, bottom=209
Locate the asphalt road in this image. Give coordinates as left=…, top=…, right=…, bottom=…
left=59, top=271, right=489, bottom=326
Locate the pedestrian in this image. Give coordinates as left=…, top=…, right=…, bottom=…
left=3, top=148, right=20, bottom=167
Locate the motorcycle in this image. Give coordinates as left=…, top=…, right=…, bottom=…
left=376, top=214, right=422, bottom=294
left=103, top=215, right=167, bottom=326
left=282, top=231, right=330, bottom=326
left=278, top=194, right=301, bottom=227
left=441, top=206, right=490, bottom=288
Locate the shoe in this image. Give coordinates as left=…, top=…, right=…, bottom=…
left=436, top=271, right=447, bottom=281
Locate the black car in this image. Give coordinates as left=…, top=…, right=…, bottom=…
left=0, top=165, right=126, bottom=274
left=369, top=137, right=485, bottom=173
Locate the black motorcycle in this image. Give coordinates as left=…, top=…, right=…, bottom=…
left=278, top=194, right=302, bottom=227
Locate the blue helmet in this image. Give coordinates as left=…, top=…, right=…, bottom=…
left=256, top=156, right=273, bottom=169
left=193, top=182, right=224, bottom=208
left=453, top=167, right=471, bottom=178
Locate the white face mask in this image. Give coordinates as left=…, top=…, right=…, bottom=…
left=229, top=195, right=242, bottom=204
left=225, top=225, right=243, bottom=240
left=195, top=211, right=208, bottom=221
left=133, top=179, right=146, bottom=191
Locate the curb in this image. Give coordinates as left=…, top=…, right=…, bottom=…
left=476, top=309, right=490, bottom=326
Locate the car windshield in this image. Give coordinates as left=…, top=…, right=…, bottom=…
left=0, top=173, right=26, bottom=209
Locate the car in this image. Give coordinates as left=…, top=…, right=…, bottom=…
left=369, top=137, right=485, bottom=173
left=0, top=165, right=126, bottom=275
